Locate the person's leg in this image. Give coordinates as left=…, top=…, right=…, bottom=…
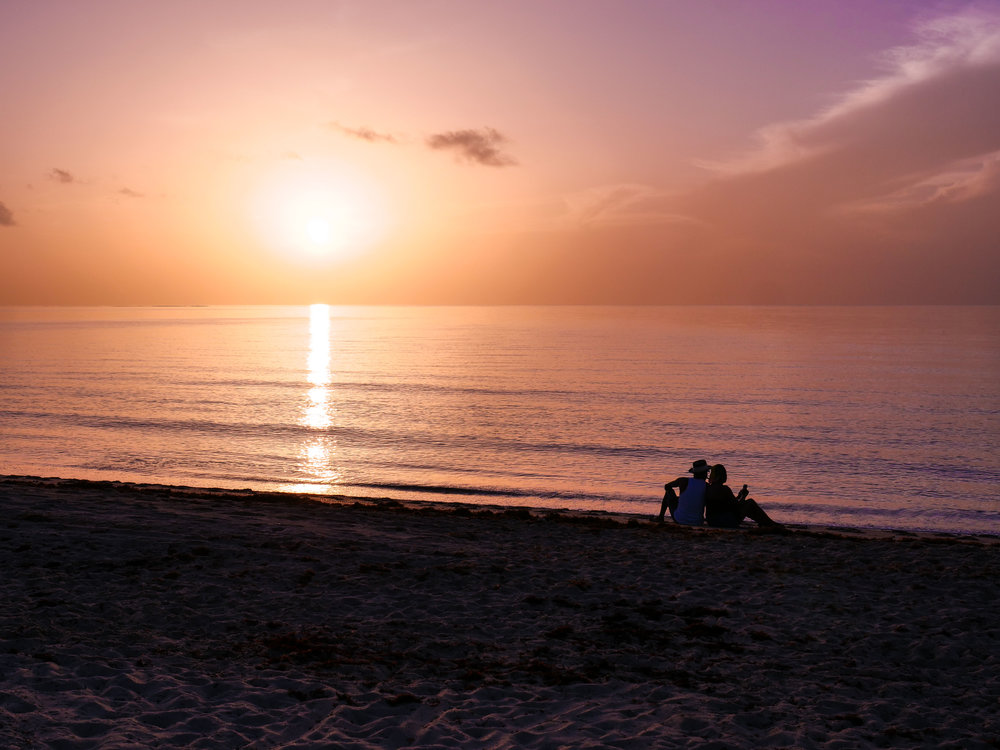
left=738, top=497, right=781, bottom=527
left=656, top=487, right=679, bottom=522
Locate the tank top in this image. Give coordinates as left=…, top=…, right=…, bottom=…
left=674, top=477, right=707, bottom=526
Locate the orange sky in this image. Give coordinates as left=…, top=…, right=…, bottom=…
left=2, top=1, right=999, bottom=304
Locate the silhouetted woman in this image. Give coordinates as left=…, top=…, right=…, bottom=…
left=704, top=464, right=783, bottom=528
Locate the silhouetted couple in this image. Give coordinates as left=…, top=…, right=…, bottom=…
left=655, top=459, right=782, bottom=528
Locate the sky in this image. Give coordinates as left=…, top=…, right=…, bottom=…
left=1, top=0, right=999, bottom=305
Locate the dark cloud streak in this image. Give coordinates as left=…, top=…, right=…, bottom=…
left=330, top=122, right=398, bottom=144
left=330, top=120, right=518, bottom=167
left=0, top=201, right=15, bottom=227
left=50, top=168, right=75, bottom=184
left=426, top=127, right=517, bottom=167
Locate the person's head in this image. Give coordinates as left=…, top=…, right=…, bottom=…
left=688, top=459, right=711, bottom=479
left=709, top=464, right=727, bottom=484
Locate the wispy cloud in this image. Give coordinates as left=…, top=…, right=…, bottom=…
left=695, top=6, right=1000, bottom=212
left=426, top=127, right=517, bottom=167
left=118, top=188, right=144, bottom=198
left=0, top=201, right=15, bottom=227
left=838, top=150, right=1000, bottom=214
left=562, top=183, right=692, bottom=227
left=50, top=168, right=76, bottom=184
left=330, top=122, right=398, bottom=144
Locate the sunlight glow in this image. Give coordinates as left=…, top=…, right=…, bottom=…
left=249, top=162, right=390, bottom=261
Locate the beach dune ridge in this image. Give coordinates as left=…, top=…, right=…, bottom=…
left=1, top=475, right=998, bottom=748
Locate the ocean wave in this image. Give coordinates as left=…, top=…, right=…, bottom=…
left=345, top=481, right=616, bottom=502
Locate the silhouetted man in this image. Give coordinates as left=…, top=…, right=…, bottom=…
left=655, top=459, right=710, bottom=525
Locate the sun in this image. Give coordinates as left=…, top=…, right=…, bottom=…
left=305, top=217, right=332, bottom=247
left=249, top=163, right=390, bottom=261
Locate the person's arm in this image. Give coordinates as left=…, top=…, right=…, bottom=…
left=658, top=477, right=686, bottom=521
left=719, top=484, right=741, bottom=512
left=662, top=477, right=687, bottom=510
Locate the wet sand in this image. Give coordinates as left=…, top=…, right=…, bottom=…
left=1, top=475, right=998, bottom=748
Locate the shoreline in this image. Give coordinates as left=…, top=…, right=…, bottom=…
left=2, top=474, right=999, bottom=747
left=4, top=474, right=998, bottom=544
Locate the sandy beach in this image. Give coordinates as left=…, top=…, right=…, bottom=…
left=1, top=475, right=998, bottom=748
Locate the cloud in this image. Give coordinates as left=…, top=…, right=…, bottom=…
left=654, top=7, right=1000, bottom=303
left=281, top=151, right=302, bottom=160
left=330, top=122, right=398, bottom=144
left=840, top=150, right=1000, bottom=213
left=0, top=201, right=14, bottom=227
left=698, top=7, right=1000, bottom=197
left=426, top=127, right=517, bottom=167
left=685, top=7, right=1000, bottom=221
left=118, top=188, right=144, bottom=198
left=329, top=121, right=518, bottom=167
left=562, top=183, right=694, bottom=227
left=50, top=168, right=76, bottom=184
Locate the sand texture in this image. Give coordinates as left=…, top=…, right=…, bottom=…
left=1, top=475, right=998, bottom=748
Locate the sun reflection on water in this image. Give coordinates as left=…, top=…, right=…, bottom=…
left=307, top=305, right=331, bottom=387
left=285, top=303, right=341, bottom=492
left=301, top=436, right=339, bottom=481
left=303, top=303, right=332, bottom=429
left=303, top=385, right=331, bottom=430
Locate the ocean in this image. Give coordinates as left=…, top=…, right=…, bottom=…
left=1, top=305, right=998, bottom=535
